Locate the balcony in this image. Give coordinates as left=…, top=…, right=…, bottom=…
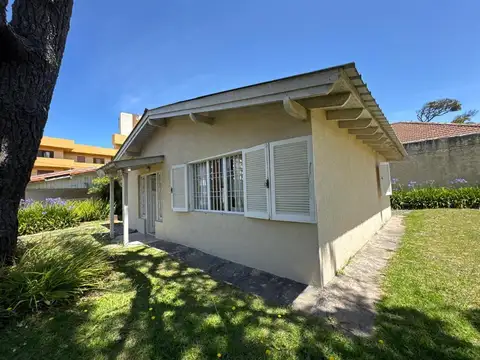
left=34, top=157, right=104, bottom=170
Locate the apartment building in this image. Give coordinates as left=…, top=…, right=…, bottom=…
left=32, top=137, right=117, bottom=175
left=32, top=113, right=139, bottom=175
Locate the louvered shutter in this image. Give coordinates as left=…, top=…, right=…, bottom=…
left=378, top=162, right=392, bottom=196
left=269, top=136, right=315, bottom=223
left=242, top=144, right=270, bottom=219
left=138, top=175, right=146, bottom=218
left=171, top=164, right=188, bottom=212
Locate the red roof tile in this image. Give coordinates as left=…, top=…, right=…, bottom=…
left=391, top=122, right=480, bottom=143
left=30, top=167, right=98, bottom=183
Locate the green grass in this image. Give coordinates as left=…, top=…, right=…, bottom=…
left=1, top=210, right=479, bottom=359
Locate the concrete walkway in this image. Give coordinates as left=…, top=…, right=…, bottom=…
left=292, top=215, right=406, bottom=337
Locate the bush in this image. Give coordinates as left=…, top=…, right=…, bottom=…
left=88, top=176, right=122, bottom=216
left=391, top=187, right=480, bottom=210
left=18, top=198, right=79, bottom=236
left=69, top=198, right=110, bottom=222
left=0, top=235, right=110, bottom=314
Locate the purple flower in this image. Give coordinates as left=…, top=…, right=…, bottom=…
left=42, top=211, right=47, bottom=215
left=407, top=180, right=417, bottom=189
left=392, top=178, right=399, bottom=185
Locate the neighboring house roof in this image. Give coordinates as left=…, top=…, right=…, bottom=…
left=391, top=122, right=480, bottom=143
left=30, top=167, right=98, bottom=183
left=113, top=62, right=407, bottom=161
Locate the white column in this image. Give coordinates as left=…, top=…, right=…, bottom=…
left=109, top=177, right=115, bottom=239
left=122, top=170, right=129, bottom=246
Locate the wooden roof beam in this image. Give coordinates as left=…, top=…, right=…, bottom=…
left=297, top=92, right=352, bottom=109
left=356, top=132, right=384, bottom=140
left=327, top=108, right=364, bottom=121
left=348, top=127, right=379, bottom=135
left=363, top=137, right=388, bottom=145
left=283, top=96, right=308, bottom=121
left=338, top=119, right=372, bottom=129
left=189, top=113, right=215, bottom=126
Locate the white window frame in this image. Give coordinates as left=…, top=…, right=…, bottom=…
left=268, top=136, right=316, bottom=223
left=188, top=151, right=245, bottom=215
left=156, top=171, right=163, bottom=222
left=378, top=162, right=392, bottom=196
left=138, top=174, right=146, bottom=219
left=171, top=164, right=189, bottom=212
left=242, top=143, right=270, bottom=219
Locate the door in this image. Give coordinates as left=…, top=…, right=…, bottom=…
left=146, top=174, right=156, bottom=234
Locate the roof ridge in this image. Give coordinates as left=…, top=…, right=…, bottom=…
left=393, top=121, right=480, bottom=127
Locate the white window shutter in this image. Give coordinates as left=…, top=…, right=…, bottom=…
left=378, top=162, right=392, bottom=196
left=171, top=164, right=189, bottom=212
left=138, top=175, right=146, bottom=219
left=242, top=144, right=270, bottom=219
left=269, top=136, right=315, bottom=223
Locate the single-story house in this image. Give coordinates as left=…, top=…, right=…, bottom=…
left=26, top=167, right=98, bottom=201
left=391, top=122, right=480, bottom=186
left=99, top=63, right=406, bottom=287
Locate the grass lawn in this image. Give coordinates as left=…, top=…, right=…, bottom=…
left=0, top=209, right=479, bottom=359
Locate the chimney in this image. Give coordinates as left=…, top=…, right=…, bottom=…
left=119, top=112, right=139, bottom=136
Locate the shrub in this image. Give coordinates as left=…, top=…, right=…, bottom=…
left=88, top=176, right=122, bottom=216
left=391, top=187, right=480, bottom=210
left=0, top=235, right=110, bottom=314
left=17, top=198, right=79, bottom=236
left=69, top=198, right=110, bottom=222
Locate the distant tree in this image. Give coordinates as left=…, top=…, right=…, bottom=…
left=0, top=0, right=74, bottom=264
left=416, top=98, right=462, bottom=122
left=451, top=109, right=478, bottom=124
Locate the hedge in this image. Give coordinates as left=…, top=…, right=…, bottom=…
left=18, top=198, right=110, bottom=236
left=391, top=187, right=480, bottom=210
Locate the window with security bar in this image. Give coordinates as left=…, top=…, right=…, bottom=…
left=191, top=153, right=244, bottom=213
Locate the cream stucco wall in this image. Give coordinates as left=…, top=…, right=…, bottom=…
left=311, top=109, right=391, bottom=286
left=128, top=104, right=321, bottom=285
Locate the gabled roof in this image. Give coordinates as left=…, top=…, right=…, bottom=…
left=115, top=63, right=407, bottom=161
left=391, top=122, right=480, bottom=143
left=30, top=167, right=97, bottom=183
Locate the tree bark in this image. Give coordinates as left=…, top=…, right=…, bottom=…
left=0, top=0, right=74, bottom=264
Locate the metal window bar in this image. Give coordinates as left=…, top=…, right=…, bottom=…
left=192, top=162, right=208, bottom=210
left=209, top=158, right=224, bottom=211
left=225, top=154, right=244, bottom=212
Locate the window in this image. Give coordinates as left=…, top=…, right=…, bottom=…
left=156, top=172, right=163, bottom=221
left=243, top=136, right=315, bottom=223
left=378, top=162, right=392, bottom=196
left=191, top=154, right=244, bottom=213
left=77, top=155, right=86, bottom=163
left=138, top=175, right=146, bottom=218
left=37, top=150, right=54, bottom=158
left=93, top=157, right=105, bottom=164
left=170, top=135, right=314, bottom=223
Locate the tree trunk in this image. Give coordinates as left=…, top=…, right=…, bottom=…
left=0, top=0, right=74, bottom=264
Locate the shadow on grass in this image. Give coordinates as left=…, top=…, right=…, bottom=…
left=1, top=243, right=478, bottom=359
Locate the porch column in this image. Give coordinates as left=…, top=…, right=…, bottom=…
left=122, top=170, right=129, bottom=246
left=109, top=176, right=115, bottom=239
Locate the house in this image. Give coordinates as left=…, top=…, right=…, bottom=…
left=26, top=168, right=98, bottom=201
left=391, top=122, right=480, bottom=186
left=99, top=63, right=406, bottom=287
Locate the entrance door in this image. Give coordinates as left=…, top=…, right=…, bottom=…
left=146, top=174, right=156, bottom=234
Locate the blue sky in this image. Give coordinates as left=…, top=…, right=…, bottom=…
left=37, top=0, right=480, bottom=147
